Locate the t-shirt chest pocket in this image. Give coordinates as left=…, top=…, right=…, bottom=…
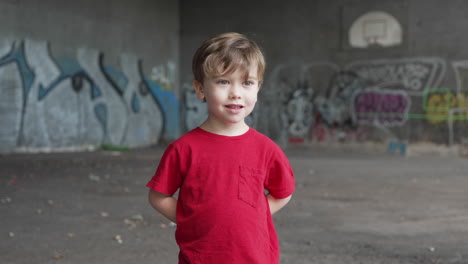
left=238, top=166, right=265, bottom=208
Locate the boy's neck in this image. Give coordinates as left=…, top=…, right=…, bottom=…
left=199, top=120, right=250, bottom=137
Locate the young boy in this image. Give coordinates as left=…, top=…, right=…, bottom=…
left=147, top=32, right=295, bottom=263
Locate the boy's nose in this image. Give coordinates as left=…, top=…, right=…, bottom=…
left=229, top=93, right=241, bottom=99
left=229, top=86, right=241, bottom=99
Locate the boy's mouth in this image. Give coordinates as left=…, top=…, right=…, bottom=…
left=226, top=104, right=243, bottom=109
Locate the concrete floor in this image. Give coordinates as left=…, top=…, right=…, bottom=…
left=1, top=146, right=467, bottom=264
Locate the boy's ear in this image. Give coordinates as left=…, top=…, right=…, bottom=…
left=193, top=80, right=205, bottom=100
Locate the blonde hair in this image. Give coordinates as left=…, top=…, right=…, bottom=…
left=192, top=32, right=265, bottom=85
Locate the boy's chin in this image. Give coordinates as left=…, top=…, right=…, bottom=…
left=219, top=120, right=248, bottom=127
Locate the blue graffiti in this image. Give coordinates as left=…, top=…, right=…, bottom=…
left=0, top=43, right=35, bottom=104
left=0, top=39, right=180, bottom=152
left=145, top=77, right=180, bottom=138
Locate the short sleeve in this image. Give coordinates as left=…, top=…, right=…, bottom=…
left=146, top=144, right=182, bottom=196
left=264, top=147, right=295, bottom=199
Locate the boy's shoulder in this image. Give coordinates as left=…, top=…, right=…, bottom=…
left=249, top=128, right=273, bottom=141
left=249, top=128, right=282, bottom=148
left=168, top=127, right=202, bottom=147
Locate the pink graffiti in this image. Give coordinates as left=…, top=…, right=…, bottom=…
left=353, top=91, right=410, bottom=125
left=309, top=123, right=368, bottom=143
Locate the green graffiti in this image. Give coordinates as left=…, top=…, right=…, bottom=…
left=353, top=88, right=468, bottom=124
left=423, top=88, right=468, bottom=124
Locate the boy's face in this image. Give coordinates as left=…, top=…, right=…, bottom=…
left=193, top=66, right=260, bottom=129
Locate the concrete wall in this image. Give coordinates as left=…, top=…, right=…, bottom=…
left=0, top=0, right=180, bottom=153
left=2, top=0, right=467, bottom=153
left=180, top=0, right=468, bottom=148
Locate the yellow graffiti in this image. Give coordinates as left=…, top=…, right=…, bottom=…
left=151, top=62, right=176, bottom=91
left=426, top=92, right=468, bottom=124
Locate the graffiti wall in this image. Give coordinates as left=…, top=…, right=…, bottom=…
left=0, top=38, right=179, bottom=153
left=263, top=57, right=468, bottom=145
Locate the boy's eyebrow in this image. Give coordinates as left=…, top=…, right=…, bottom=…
left=208, top=68, right=259, bottom=80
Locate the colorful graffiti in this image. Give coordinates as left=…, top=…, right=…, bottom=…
left=425, top=90, right=468, bottom=124
left=265, top=57, right=447, bottom=144
left=0, top=38, right=179, bottom=153
left=285, top=88, right=314, bottom=139
left=352, top=90, right=410, bottom=126
left=184, top=82, right=207, bottom=131
left=309, top=123, right=368, bottom=143
left=424, top=89, right=468, bottom=146
left=151, top=62, right=176, bottom=91
left=345, top=58, right=446, bottom=93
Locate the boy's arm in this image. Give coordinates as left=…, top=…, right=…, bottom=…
left=148, top=189, right=177, bottom=223
left=266, top=194, right=292, bottom=215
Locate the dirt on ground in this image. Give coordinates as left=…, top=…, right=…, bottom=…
left=1, top=144, right=468, bottom=264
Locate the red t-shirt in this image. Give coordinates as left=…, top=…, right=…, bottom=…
left=147, top=127, right=295, bottom=264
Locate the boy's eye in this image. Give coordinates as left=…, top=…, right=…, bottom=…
left=243, top=81, right=255, bottom=86
left=216, top=80, right=229, bottom=85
